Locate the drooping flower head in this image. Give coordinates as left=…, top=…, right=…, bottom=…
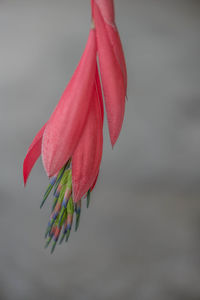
left=23, top=0, right=126, bottom=253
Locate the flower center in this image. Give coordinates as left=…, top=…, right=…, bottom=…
left=40, top=160, right=91, bottom=253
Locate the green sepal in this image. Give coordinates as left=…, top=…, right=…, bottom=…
left=53, top=165, right=67, bottom=195
left=40, top=183, right=54, bottom=209
left=57, top=186, right=66, bottom=205
left=51, top=197, right=58, bottom=212
left=58, top=206, right=67, bottom=227
left=66, top=169, right=72, bottom=189
left=60, top=169, right=70, bottom=186
left=75, top=213, right=81, bottom=231
left=67, top=197, right=74, bottom=215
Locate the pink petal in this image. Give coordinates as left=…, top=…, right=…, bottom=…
left=88, top=67, right=104, bottom=193
left=93, top=0, right=115, bottom=25
left=95, top=65, right=104, bottom=122
left=105, top=25, right=127, bottom=94
left=42, top=29, right=97, bottom=177
left=93, top=2, right=126, bottom=147
left=23, top=124, right=46, bottom=186
left=72, top=69, right=103, bottom=203
left=90, top=172, right=99, bottom=192
left=92, top=0, right=127, bottom=92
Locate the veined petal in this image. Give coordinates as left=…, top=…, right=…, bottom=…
left=23, top=124, right=46, bottom=185
left=93, top=0, right=115, bottom=25
left=95, top=65, right=104, bottom=122
left=105, top=25, right=127, bottom=94
left=90, top=172, right=99, bottom=192
left=42, top=29, right=97, bottom=177
left=72, top=68, right=103, bottom=203
left=93, top=2, right=126, bottom=147
left=93, top=0, right=127, bottom=94
left=88, top=67, right=103, bottom=193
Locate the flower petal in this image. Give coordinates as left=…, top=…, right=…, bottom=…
left=105, top=25, right=127, bottom=94
left=88, top=67, right=104, bottom=193
left=90, top=172, right=99, bottom=192
left=95, top=65, right=104, bottom=122
left=93, top=0, right=127, bottom=95
left=72, top=68, right=103, bottom=203
left=93, top=1, right=126, bottom=147
left=42, top=29, right=97, bottom=177
left=23, top=124, right=46, bottom=185
left=93, top=0, right=115, bottom=25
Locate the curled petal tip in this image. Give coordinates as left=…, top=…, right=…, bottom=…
left=23, top=171, right=27, bottom=187
left=111, top=133, right=119, bottom=148
left=23, top=124, right=46, bottom=186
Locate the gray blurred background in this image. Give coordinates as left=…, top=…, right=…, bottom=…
left=1, top=0, right=200, bottom=299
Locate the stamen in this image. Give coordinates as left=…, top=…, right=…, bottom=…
left=53, top=161, right=70, bottom=195
left=62, top=187, right=72, bottom=208
left=51, top=240, right=57, bottom=254
left=59, top=232, right=66, bottom=244
left=45, top=219, right=55, bottom=238
left=87, top=189, right=91, bottom=208
left=51, top=196, right=58, bottom=212
left=42, top=162, right=92, bottom=252
left=65, top=198, right=74, bottom=242
left=45, top=235, right=53, bottom=248
left=75, top=200, right=81, bottom=231
left=40, top=175, right=57, bottom=209
left=54, top=183, right=62, bottom=198
left=65, top=228, right=71, bottom=242
left=58, top=206, right=66, bottom=226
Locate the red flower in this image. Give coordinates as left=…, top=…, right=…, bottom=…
left=23, top=0, right=126, bottom=252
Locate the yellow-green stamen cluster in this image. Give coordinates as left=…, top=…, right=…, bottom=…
left=40, top=161, right=91, bottom=253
